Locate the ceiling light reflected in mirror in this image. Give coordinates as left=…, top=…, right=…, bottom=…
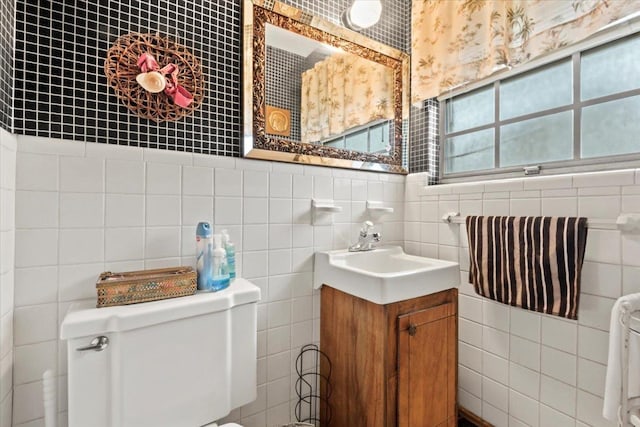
left=341, top=0, right=383, bottom=31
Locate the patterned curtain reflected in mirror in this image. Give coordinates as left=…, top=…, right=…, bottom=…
left=300, top=52, right=394, bottom=144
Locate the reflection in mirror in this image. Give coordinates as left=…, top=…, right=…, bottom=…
left=265, top=24, right=395, bottom=156
left=243, top=0, right=409, bottom=174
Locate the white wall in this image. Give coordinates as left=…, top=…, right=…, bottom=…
left=10, top=135, right=405, bottom=427
left=14, top=131, right=638, bottom=427
left=405, top=170, right=640, bottom=427
left=0, top=129, right=16, bottom=427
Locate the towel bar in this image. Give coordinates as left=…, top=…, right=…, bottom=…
left=441, top=212, right=640, bottom=232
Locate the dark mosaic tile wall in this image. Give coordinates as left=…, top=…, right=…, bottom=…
left=0, top=0, right=13, bottom=132
left=409, top=103, right=427, bottom=174
left=424, top=99, right=440, bottom=183
left=13, top=0, right=241, bottom=155
left=10, top=0, right=411, bottom=157
left=402, top=118, right=408, bottom=170
left=266, top=45, right=306, bottom=142
left=409, top=98, right=440, bottom=182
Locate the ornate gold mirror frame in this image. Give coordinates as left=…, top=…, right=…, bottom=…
left=243, top=0, right=409, bottom=174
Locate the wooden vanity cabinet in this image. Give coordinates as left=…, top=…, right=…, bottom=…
left=320, top=286, right=457, bottom=427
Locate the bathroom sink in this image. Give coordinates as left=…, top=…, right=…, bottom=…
left=313, top=246, right=460, bottom=304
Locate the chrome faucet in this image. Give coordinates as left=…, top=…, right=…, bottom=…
left=349, top=221, right=381, bottom=252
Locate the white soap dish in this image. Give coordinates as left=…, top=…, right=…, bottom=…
left=366, top=201, right=394, bottom=214
left=311, top=199, right=343, bottom=225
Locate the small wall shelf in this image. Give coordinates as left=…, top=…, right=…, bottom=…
left=312, top=199, right=343, bottom=225
left=367, top=201, right=394, bottom=214
left=312, top=199, right=343, bottom=213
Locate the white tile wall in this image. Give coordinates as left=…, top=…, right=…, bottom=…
left=405, top=170, right=637, bottom=427
left=12, top=136, right=405, bottom=427
left=10, top=138, right=639, bottom=427
left=0, top=129, right=16, bottom=427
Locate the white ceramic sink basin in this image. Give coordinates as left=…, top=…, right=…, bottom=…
left=314, top=246, right=460, bottom=304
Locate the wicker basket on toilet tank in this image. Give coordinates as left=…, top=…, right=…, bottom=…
left=96, top=266, right=196, bottom=307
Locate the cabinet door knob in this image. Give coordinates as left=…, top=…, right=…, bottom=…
left=408, top=324, right=417, bottom=336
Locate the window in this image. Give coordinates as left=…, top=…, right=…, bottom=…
left=441, top=33, right=640, bottom=178
left=322, top=121, right=391, bottom=154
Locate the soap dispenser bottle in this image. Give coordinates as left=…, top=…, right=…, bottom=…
left=221, top=230, right=236, bottom=280
left=210, top=234, right=230, bottom=291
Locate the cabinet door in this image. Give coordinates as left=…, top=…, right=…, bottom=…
left=397, top=302, right=457, bottom=427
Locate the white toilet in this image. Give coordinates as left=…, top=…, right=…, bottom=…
left=61, top=278, right=261, bottom=427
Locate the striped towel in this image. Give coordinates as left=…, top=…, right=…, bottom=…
left=466, top=216, right=588, bottom=319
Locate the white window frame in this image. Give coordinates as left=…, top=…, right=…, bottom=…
left=438, top=16, right=640, bottom=184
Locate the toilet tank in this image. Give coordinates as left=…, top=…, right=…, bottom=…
left=61, top=278, right=261, bottom=427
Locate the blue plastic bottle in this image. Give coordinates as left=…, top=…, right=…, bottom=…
left=196, top=222, right=213, bottom=291
left=203, top=243, right=214, bottom=291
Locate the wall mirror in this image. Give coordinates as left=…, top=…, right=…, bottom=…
left=243, top=0, right=409, bottom=174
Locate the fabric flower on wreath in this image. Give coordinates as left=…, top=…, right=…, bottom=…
left=135, top=53, right=194, bottom=108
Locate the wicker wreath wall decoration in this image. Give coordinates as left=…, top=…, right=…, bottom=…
left=104, top=33, right=205, bottom=122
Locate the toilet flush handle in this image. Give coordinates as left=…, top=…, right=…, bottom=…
left=76, top=336, right=109, bottom=352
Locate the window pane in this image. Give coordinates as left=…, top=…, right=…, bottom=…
left=582, top=35, right=640, bottom=100
left=444, top=128, right=494, bottom=174
left=325, top=138, right=343, bottom=148
left=582, top=96, right=640, bottom=158
left=500, top=60, right=572, bottom=120
left=445, top=86, right=494, bottom=134
left=500, top=111, right=573, bottom=167
left=369, top=122, right=389, bottom=153
left=345, top=129, right=368, bottom=152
